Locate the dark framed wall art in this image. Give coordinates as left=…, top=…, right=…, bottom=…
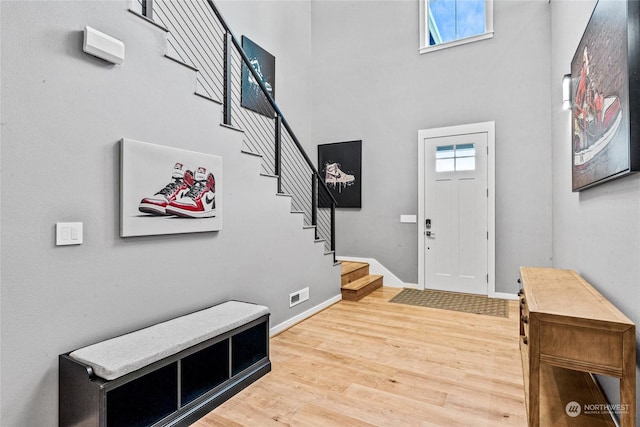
left=571, top=0, right=640, bottom=191
left=241, top=36, right=276, bottom=118
left=318, top=140, right=362, bottom=208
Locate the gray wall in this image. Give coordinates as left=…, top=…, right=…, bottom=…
left=309, top=0, right=553, bottom=292
left=0, top=1, right=338, bottom=425
left=550, top=0, right=640, bottom=422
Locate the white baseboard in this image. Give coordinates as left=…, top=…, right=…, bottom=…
left=490, top=291, right=518, bottom=300
left=270, top=293, right=342, bottom=337
left=336, top=256, right=405, bottom=288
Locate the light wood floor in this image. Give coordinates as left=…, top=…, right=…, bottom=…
left=193, top=287, right=527, bottom=426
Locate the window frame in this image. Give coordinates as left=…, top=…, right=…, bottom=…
left=419, top=0, right=494, bottom=54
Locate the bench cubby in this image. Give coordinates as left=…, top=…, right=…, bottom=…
left=59, top=301, right=270, bottom=427
left=232, top=321, right=268, bottom=375
left=180, top=339, right=229, bottom=406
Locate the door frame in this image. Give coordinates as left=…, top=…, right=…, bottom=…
left=417, top=121, right=496, bottom=296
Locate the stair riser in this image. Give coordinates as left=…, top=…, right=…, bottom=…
left=341, top=277, right=383, bottom=302
left=341, top=266, right=369, bottom=286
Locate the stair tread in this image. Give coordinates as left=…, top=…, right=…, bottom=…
left=341, top=261, right=369, bottom=276
left=194, top=90, right=222, bottom=105
left=342, top=274, right=383, bottom=291
left=220, top=123, right=245, bottom=133
left=241, top=149, right=262, bottom=158
left=164, top=53, right=198, bottom=72
left=127, top=9, right=170, bottom=32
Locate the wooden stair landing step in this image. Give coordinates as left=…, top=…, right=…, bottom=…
left=340, top=261, right=383, bottom=301
left=342, top=274, right=383, bottom=302
left=340, top=261, right=369, bottom=286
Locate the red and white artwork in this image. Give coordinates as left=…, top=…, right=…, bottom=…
left=120, top=139, right=223, bottom=236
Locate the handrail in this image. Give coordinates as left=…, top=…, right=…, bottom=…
left=206, top=0, right=337, bottom=207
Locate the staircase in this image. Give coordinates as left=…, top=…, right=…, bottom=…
left=340, top=261, right=383, bottom=301
left=130, top=0, right=337, bottom=260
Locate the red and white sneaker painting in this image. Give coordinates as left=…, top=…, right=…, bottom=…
left=121, top=139, right=222, bottom=236
left=166, top=167, right=217, bottom=218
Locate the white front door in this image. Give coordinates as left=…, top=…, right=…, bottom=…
left=418, top=123, right=494, bottom=295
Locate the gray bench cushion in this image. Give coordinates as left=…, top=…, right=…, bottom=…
left=69, top=301, right=269, bottom=380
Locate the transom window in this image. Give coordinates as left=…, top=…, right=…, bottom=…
left=420, top=0, right=494, bottom=54
left=435, top=143, right=476, bottom=172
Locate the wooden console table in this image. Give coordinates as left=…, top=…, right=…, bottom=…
left=519, top=267, right=636, bottom=427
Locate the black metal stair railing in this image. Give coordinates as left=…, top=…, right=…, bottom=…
left=140, top=0, right=337, bottom=257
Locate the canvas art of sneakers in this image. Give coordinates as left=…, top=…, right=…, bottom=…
left=573, top=45, right=623, bottom=167
left=166, top=166, right=216, bottom=218
left=324, top=162, right=355, bottom=190
left=138, top=163, right=195, bottom=216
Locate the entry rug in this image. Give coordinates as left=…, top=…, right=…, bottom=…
left=389, top=288, right=509, bottom=318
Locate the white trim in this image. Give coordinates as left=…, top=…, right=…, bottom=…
left=335, top=256, right=405, bottom=288
left=269, top=294, right=342, bottom=337
left=418, top=139, right=425, bottom=291
left=419, top=0, right=427, bottom=50
left=419, top=0, right=494, bottom=54
left=418, top=121, right=496, bottom=297
left=420, top=32, right=494, bottom=55
left=490, top=292, right=518, bottom=301
left=488, top=122, right=496, bottom=300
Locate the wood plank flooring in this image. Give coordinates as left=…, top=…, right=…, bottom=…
left=193, top=287, right=527, bottom=426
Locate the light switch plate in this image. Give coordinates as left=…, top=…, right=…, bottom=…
left=56, top=222, right=83, bottom=246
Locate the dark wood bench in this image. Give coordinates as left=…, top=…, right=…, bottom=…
left=59, top=301, right=270, bottom=427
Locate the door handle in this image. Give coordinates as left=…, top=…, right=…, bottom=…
left=425, top=231, right=436, bottom=237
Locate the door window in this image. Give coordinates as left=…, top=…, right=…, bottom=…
left=435, top=143, right=475, bottom=172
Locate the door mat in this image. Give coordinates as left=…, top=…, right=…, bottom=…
left=389, top=288, right=509, bottom=318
